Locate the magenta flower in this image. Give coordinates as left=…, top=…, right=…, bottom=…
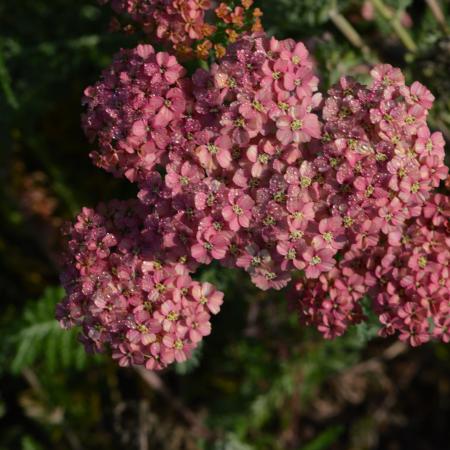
left=151, top=88, right=186, bottom=128
left=196, top=133, right=232, bottom=171
left=191, top=282, right=224, bottom=315
left=302, top=247, right=335, bottom=278
left=222, top=190, right=255, bottom=231
left=276, top=105, right=320, bottom=144
left=191, top=228, right=231, bottom=264
left=312, top=217, right=346, bottom=250
left=165, top=161, right=203, bottom=194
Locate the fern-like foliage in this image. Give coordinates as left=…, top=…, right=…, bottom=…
left=6, top=286, right=92, bottom=373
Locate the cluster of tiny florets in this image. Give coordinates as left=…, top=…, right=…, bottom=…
left=82, top=44, right=188, bottom=181
left=99, top=0, right=262, bottom=59
left=59, top=31, right=449, bottom=370
left=57, top=200, right=223, bottom=369
left=291, top=65, right=449, bottom=343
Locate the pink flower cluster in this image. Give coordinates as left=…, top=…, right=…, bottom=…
left=59, top=33, right=450, bottom=370
left=375, top=195, right=449, bottom=345
left=82, top=44, right=187, bottom=181
left=291, top=66, right=449, bottom=343
left=57, top=200, right=223, bottom=369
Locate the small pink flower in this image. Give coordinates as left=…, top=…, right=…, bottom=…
left=423, top=194, right=450, bottom=226
left=191, top=282, right=224, bottom=314
left=185, top=308, right=212, bottom=343
left=222, top=190, right=255, bottom=231
left=378, top=199, right=406, bottom=234
left=196, top=133, right=232, bottom=171
left=401, top=81, right=434, bottom=109
left=283, top=67, right=318, bottom=98
left=276, top=105, right=320, bottom=144
left=276, top=240, right=304, bottom=270
left=312, top=217, right=346, bottom=250
left=302, top=247, right=335, bottom=279
left=155, top=52, right=185, bottom=84
left=246, top=139, right=276, bottom=178
left=165, top=161, right=203, bottom=194
left=370, top=64, right=405, bottom=88
left=280, top=42, right=311, bottom=67
left=151, top=88, right=186, bottom=128
left=191, top=229, right=231, bottom=264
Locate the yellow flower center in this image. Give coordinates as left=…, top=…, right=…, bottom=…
left=418, top=256, right=427, bottom=269
left=287, top=248, right=296, bottom=260
left=323, top=231, right=333, bottom=242
left=300, top=176, right=311, bottom=188
left=207, top=143, right=218, bottom=154
left=167, top=311, right=179, bottom=321
left=291, top=119, right=303, bottom=131
left=311, top=256, right=321, bottom=265
left=232, top=205, right=243, bottom=215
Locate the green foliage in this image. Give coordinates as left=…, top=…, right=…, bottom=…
left=20, top=436, right=44, bottom=450
left=7, top=286, right=90, bottom=374
left=355, top=297, right=381, bottom=345
left=301, top=425, right=344, bottom=450
left=213, top=433, right=254, bottom=450
left=0, top=45, right=18, bottom=109
left=260, top=0, right=350, bottom=37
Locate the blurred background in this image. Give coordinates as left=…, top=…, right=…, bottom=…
left=1, top=0, right=450, bottom=449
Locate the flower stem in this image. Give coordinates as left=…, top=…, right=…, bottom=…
left=425, top=0, right=450, bottom=36
left=370, top=0, right=417, bottom=53
left=328, top=9, right=374, bottom=61
left=0, top=46, right=19, bottom=110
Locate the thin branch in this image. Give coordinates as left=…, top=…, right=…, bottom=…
left=138, top=400, right=150, bottom=450
left=328, top=9, right=374, bottom=61
left=0, top=45, right=19, bottom=110
left=22, top=368, right=83, bottom=450
left=370, top=0, right=417, bottom=53
left=426, top=0, right=450, bottom=36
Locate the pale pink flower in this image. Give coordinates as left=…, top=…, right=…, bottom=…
left=276, top=105, right=320, bottom=144
left=191, top=282, right=224, bottom=314
left=222, top=190, right=255, bottom=231
left=302, top=247, right=335, bottom=278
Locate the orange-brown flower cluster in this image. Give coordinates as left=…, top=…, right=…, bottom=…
left=101, top=0, right=263, bottom=59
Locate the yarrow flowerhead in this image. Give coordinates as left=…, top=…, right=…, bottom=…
left=57, top=200, right=223, bottom=370
left=82, top=44, right=188, bottom=182
left=290, top=64, right=449, bottom=341
left=60, top=32, right=450, bottom=372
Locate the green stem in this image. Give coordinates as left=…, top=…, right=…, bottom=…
left=328, top=9, right=374, bottom=62
left=426, top=0, right=450, bottom=36
left=0, top=46, right=19, bottom=110
left=370, top=0, right=417, bottom=53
